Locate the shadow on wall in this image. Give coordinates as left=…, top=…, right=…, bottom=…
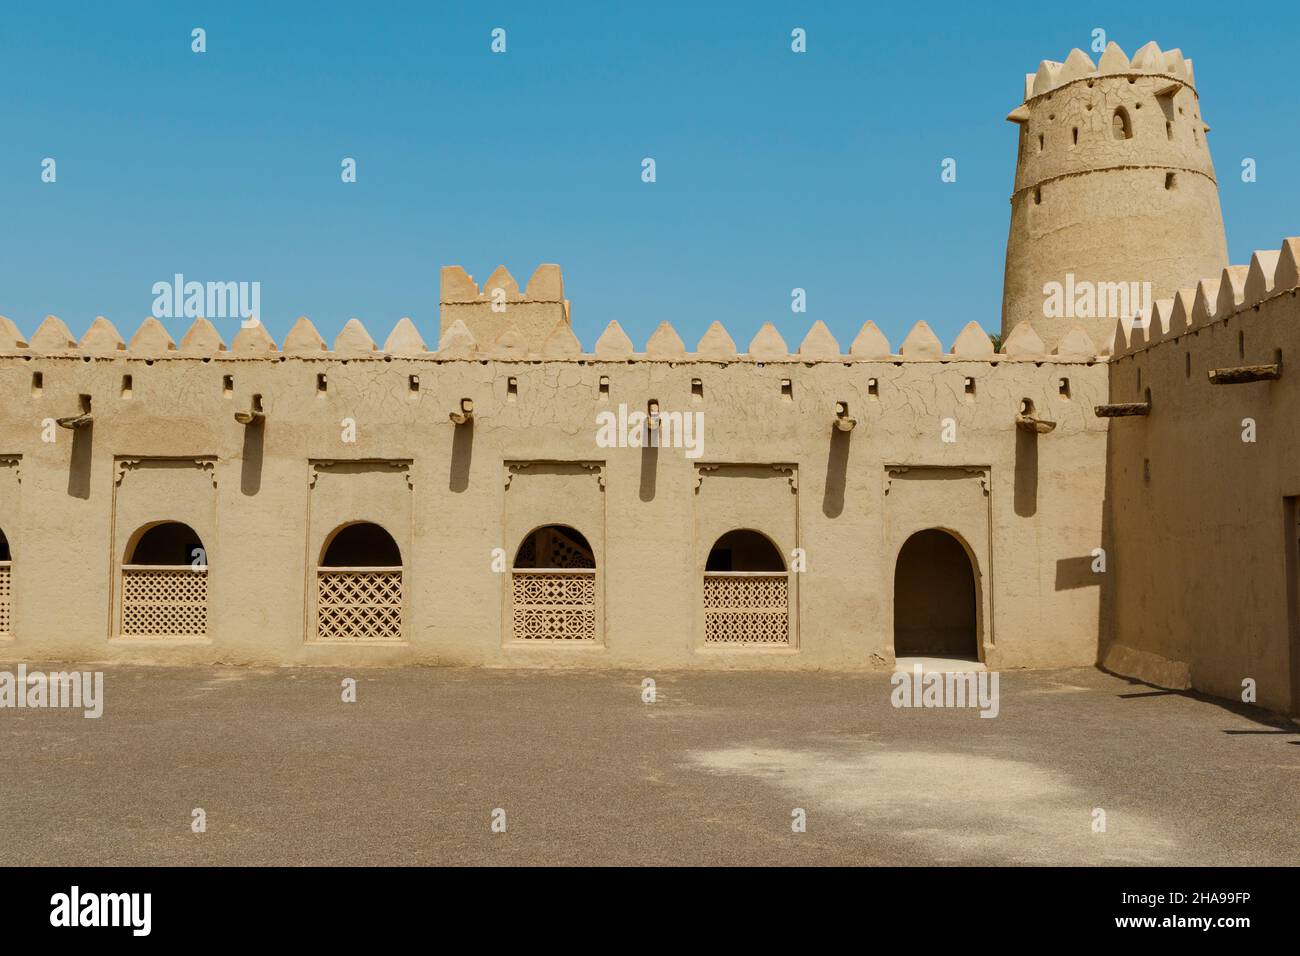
left=639, top=442, right=657, bottom=502
left=1055, top=555, right=1098, bottom=590
left=67, top=424, right=92, bottom=500
left=823, top=427, right=849, bottom=518
left=449, top=420, right=473, bottom=493
left=240, top=419, right=264, bottom=496
left=1094, top=364, right=1119, bottom=671
left=1014, top=426, right=1038, bottom=517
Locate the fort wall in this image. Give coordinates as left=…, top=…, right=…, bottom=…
left=0, top=287, right=1108, bottom=672
left=1102, top=238, right=1300, bottom=714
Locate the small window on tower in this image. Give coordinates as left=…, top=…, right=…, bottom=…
left=1112, top=107, right=1133, bottom=140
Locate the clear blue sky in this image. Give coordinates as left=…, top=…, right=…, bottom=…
left=2, top=0, right=1296, bottom=351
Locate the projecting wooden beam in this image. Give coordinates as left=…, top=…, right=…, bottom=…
left=1094, top=402, right=1151, bottom=418
left=1207, top=364, right=1281, bottom=385
left=1016, top=414, right=1057, bottom=434
left=234, top=410, right=265, bottom=425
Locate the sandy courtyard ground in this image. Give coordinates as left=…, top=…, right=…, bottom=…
left=0, top=661, right=1296, bottom=866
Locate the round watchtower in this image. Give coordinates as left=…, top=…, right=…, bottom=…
left=1000, top=41, right=1228, bottom=349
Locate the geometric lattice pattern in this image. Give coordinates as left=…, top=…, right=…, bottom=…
left=514, top=527, right=595, bottom=570
left=0, top=563, right=11, bottom=636
left=511, top=570, right=597, bottom=641
left=545, top=530, right=595, bottom=569
left=120, top=566, right=208, bottom=637
left=316, top=569, right=403, bottom=641
left=703, top=573, right=789, bottom=644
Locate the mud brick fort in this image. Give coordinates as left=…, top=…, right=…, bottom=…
left=1, top=41, right=1297, bottom=716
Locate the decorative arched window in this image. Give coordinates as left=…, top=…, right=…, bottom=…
left=0, top=527, right=12, bottom=637
left=703, top=529, right=790, bottom=645
left=511, top=525, right=597, bottom=641
left=1112, top=107, right=1133, bottom=140
left=121, top=521, right=208, bottom=638
left=316, top=522, right=404, bottom=641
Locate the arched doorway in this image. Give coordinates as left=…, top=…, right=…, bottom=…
left=893, top=529, right=978, bottom=659
left=121, top=521, right=208, bottom=638
left=511, top=525, right=597, bottom=641
left=703, top=529, right=789, bottom=645
left=316, top=522, right=404, bottom=641
left=0, top=526, right=11, bottom=637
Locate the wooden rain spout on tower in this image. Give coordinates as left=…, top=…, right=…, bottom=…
left=1016, top=414, right=1056, bottom=433
left=56, top=395, right=93, bottom=429
left=834, top=402, right=856, bottom=432
left=235, top=394, right=265, bottom=425
left=1014, top=397, right=1056, bottom=433
left=450, top=398, right=474, bottom=425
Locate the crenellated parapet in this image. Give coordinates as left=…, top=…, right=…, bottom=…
left=0, top=313, right=1103, bottom=365
left=1106, top=236, right=1300, bottom=357
left=0, top=265, right=1103, bottom=366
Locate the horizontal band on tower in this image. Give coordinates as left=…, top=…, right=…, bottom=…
left=1010, top=163, right=1216, bottom=201
left=1022, top=71, right=1198, bottom=108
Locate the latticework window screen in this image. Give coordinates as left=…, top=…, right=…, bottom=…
left=0, top=562, right=11, bottom=636
left=703, top=573, right=790, bottom=644
left=511, top=570, right=597, bottom=641
left=120, top=566, right=208, bottom=637
left=316, top=569, right=403, bottom=641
